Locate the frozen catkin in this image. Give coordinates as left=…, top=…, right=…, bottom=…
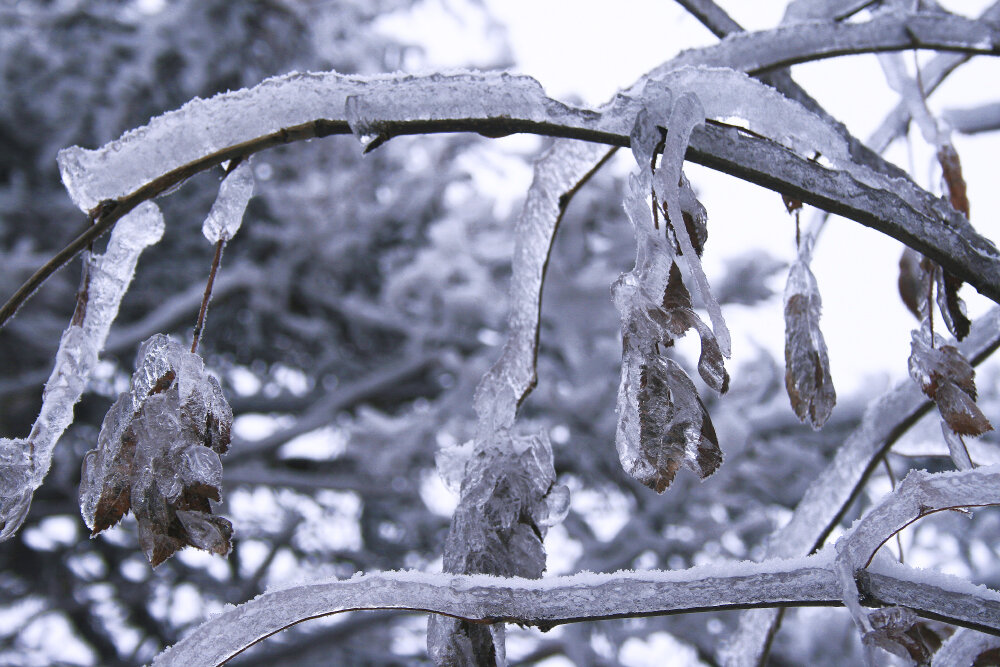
left=80, top=334, right=233, bottom=567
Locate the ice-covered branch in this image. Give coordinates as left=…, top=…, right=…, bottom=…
left=0, top=203, right=164, bottom=539
left=932, top=628, right=1000, bottom=666
left=945, top=101, right=1000, bottom=135
left=151, top=555, right=1000, bottom=666
left=674, top=0, right=742, bottom=38
left=471, top=141, right=614, bottom=429
left=836, top=466, right=1000, bottom=573
left=661, top=12, right=1000, bottom=76
left=3, top=12, right=998, bottom=327
left=829, top=466, right=1000, bottom=659
left=722, top=307, right=1000, bottom=666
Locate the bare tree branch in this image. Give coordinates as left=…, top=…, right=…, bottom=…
left=945, top=101, right=1000, bottom=135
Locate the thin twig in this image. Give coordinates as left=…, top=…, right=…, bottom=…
left=191, top=239, right=225, bottom=354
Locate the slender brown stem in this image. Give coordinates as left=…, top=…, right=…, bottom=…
left=192, top=239, right=225, bottom=354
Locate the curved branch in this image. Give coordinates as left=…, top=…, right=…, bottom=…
left=837, top=466, right=1000, bottom=571
left=3, top=13, right=999, bottom=327
left=150, top=557, right=1000, bottom=666
left=662, top=12, right=1000, bottom=75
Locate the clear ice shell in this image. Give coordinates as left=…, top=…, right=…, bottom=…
left=202, top=160, right=254, bottom=243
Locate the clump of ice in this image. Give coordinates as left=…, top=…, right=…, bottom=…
left=202, top=160, right=254, bottom=243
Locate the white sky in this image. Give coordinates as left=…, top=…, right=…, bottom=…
left=377, top=0, right=1000, bottom=396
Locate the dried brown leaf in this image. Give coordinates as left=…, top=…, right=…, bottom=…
left=938, top=143, right=969, bottom=218
left=781, top=194, right=802, bottom=214
left=634, top=356, right=721, bottom=493
left=649, top=263, right=730, bottom=394
left=783, top=261, right=836, bottom=429
left=79, top=335, right=234, bottom=567
left=863, top=606, right=945, bottom=666
left=908, top=331, right=993, bottom=437
left=935, top=143, right=972, bottom=340
left=897, top=247, right=925, bottom=321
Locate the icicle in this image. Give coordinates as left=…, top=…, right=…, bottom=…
left=0, top=202, right=164, bottom=541
left=202, top=160, right=254, bottom=243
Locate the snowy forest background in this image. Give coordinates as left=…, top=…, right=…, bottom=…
left=1, top=0, right=1000, bottom=665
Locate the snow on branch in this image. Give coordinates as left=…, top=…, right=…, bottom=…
left=832, top=466, right=1000, bottom=657
left=837, top=466, right=1000, bottom=573
left=150, top=554, right=1000, bottom=667
left=932, top=628, right=1000, bottom=666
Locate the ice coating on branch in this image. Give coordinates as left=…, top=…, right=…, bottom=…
left=80, top=334, right=233, bottom=566
left=834, top=465, right=1000, bottom=650
left=878, top=52, right=944, bottom=147
left=782, top=0, right=875, bottom=23
left=0, top=203, right=163, bottom=541
left=783, top=260, right=836, bottom=429
left=202, top=160, right=254, bottom=243
left=644, top=68, right=849, bottom=164
left=57, top=70, right=362, bottom=211
left=473, top=139, right=611, bottom=432
left=345, top=71, right=590, bottom=149
left=57, top=70, right=600, bottom=211
left=933, top=628, right=1000, bottom=666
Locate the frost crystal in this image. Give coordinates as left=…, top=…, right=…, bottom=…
left=79, top=334, right=234, bottom=567
left=0, top=203, right=163, bottom=541
left=202, top=160, right=254, bottom=243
